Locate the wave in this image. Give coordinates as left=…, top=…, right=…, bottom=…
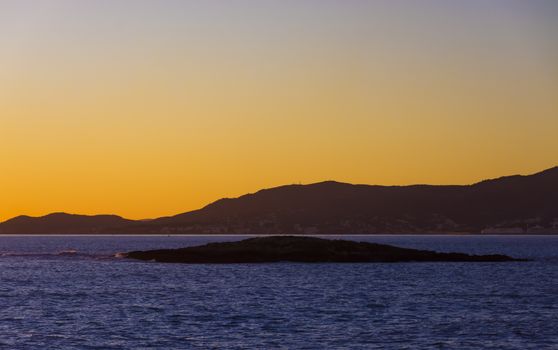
left=0, top=249, right=115, bottom=260
left=58, top=249, right=79, bottom=255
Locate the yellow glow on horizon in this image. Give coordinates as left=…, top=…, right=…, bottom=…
left=1, top=1, right=557, bottom=221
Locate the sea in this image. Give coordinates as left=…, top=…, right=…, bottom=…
left=0, top=235, right=557, bottom=350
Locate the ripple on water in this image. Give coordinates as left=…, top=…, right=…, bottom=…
left=0, top=235, right=558, bottom=349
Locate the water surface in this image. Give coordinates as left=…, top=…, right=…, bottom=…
left=1, top=235, right=557, bottom=349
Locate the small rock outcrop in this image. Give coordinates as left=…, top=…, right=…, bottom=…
left=125, top=236, right=526, bottom=263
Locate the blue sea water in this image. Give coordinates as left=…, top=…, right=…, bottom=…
left=0, top=235, right=557, bottom=349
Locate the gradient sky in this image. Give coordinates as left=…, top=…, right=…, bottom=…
left=1, top=0, right=557, bottom=220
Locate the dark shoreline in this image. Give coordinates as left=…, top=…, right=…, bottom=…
left=1, top=233, right=558, bottom=236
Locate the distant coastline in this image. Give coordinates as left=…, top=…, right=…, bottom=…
left=2, top=233, right=558, bottom=236
left=1, top=166, right=557, bottom=235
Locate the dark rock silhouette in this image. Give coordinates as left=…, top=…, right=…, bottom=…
left=1, top=166, right=557, bottom=234
left=125, top=236, right=526, bottom=263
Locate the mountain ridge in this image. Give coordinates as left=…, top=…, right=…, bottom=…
left=0, top=213, right=134, bottom=234
left=1, top=166, right=557, bottom=234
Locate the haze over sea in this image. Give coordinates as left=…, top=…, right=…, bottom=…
left=1, top=235, right=557, bottom=349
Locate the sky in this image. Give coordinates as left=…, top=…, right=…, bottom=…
left=1, top=0, right=557, bottom=220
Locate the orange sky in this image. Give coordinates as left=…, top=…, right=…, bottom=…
left=1, top=1, right=557, bottom=221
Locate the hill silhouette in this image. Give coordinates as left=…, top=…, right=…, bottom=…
left=0, top=213, right=133, bottom=234
left=1, top=167, right=557, bottom=234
